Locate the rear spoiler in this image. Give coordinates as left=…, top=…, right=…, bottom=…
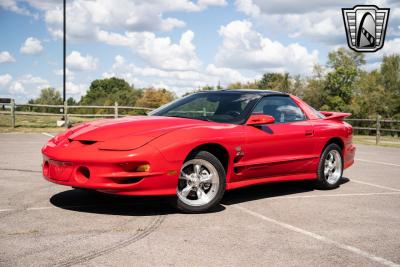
left=320, top=111, right=351, bottom=121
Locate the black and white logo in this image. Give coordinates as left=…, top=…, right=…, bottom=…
left=342, top=5, right=390, bottom=52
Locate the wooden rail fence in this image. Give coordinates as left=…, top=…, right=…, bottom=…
left=0, top=100, right=399, bottom=145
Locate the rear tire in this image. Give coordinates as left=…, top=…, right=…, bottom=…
left=176, top=151, right=226, bottom=213
left=315, top=143, right=343, bottom=190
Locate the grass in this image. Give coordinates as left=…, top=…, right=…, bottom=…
left=1, top=114, right=399, bottom=148
left=353, top=135, right=400, bottom=148
left=0, top=114, right=105, bottom=133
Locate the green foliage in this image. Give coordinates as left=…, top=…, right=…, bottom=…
left=26, top=49, right=400, bottom=120
left=322, top=48, right=365, bottom=111
left=380, top=55, right=400, bottom=116
left=27, top=87, right=63, bottom=113
left=227, top=81, right=258, bottom=89
left=67, top=97, right=77, bottom=106
left=29, top=87, right=62, bottom=105
left=135, top=88, right=175, bottom=109
left=351, top=70, right=387, bottom=117
left=257, top=73, right=289, bottom=91
left=80, top=77, right=142, bottom=107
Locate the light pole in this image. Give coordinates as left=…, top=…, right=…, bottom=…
left=63, top=0, right=66, bottom=103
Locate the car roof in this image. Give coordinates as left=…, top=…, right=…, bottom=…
left=197, top=89, right=288, bottom=96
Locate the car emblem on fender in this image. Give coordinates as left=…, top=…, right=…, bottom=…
left=342, top=5, right=390, bottom=52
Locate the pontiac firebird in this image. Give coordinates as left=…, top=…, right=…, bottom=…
left=42, top=90, right=355, bottom=212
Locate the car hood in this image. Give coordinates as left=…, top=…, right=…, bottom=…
left=68, top=116, right=213, bottom=142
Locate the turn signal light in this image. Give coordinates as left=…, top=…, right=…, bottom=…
left=119, top=162, right=150, bottom=172
left=136, top=164, right=150, bottom=172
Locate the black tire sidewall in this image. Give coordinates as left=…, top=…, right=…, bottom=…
left=316, top=143, right=343, bottom=190
left=176, top=151, right=226, bottom=213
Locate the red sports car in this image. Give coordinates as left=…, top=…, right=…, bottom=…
left=42, top=90, right=355, bottom=212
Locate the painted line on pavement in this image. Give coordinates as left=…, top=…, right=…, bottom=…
left=272, top=191, right=400, bottom=199
left=357, top=158, right=400, bottom=167
left=1, top=191, right=400, bottom=213
left=351, top=179, right=400, bottom=192
left=41, top=132, right=55, bottom=138
left=234, top=205, right=400, bottom=267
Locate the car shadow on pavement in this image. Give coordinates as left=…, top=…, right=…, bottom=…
left=50, top=189, right=226, bottom=216
left=50, top=178, right=349, bottom=215
left=221, top=178, right=350, bottom=206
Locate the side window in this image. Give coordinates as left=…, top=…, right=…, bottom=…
left=252, top=96, right=306, bottom=123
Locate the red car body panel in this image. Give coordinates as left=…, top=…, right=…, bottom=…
left=42, top=94, right=355, bottom=196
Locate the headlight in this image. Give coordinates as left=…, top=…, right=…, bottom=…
left=98, top=135, right=156, bottom=151
left=51, top=123, right=90, bottom=145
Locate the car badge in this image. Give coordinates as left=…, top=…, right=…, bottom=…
left=342, top=5, right=390, bottom=52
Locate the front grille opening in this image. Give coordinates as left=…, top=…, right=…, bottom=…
left=116, top=177, right=143, bottom=184
left=77, top=166, right=90, bottom=179
left=78, top=140, right=97, bottom=145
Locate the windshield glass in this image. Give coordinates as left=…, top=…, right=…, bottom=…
left=149, top=92, right=261, bottom=124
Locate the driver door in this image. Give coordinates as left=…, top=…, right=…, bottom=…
left=240, top=95, right=316, bottom=179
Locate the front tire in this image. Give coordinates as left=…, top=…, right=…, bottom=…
left=315, top=143, right=343, bottom=190
left=176, top=151, right=226, bottom=213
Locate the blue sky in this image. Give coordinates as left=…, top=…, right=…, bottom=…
left=0, top=0, right=399, bottom=103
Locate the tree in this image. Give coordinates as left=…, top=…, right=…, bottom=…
left=29, top=87, right=62, bottom=105
left=322, top=48, right=365, bottom=111
left=257, top=73, right=290, bottom=91
left=380, top=54, right=400, bottom=117
left=136, top=88, right=175, bottom=108
left=227, top=81, right=258, bottom=89
left=351, top=70, right=387, bottom=117
left=67, top=97, right=77, bottom=106
left=80, top=77, right=142, bottom=107
left=28, top=87, right=63, bottom=113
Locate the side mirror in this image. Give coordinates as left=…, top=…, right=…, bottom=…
left=246, top=114, right=275, bottom=126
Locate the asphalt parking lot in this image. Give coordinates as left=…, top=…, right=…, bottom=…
left=0, top=133, right=399, bottom=267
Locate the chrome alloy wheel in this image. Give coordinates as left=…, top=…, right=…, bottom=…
left=177, top=159, right=220, bottom=207
left=324, top=150, right=342, bottom=185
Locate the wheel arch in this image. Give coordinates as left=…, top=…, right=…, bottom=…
left=323, top=137, right=344, bottom=153
left=185, top=143, right=230, bottom=174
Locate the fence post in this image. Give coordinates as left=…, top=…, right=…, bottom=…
left=64, top=101, right=68, bottom=128
left=10, top=99, right=15, bottom=128
left=376, top=114, right=381, bottom=145
left=114, top=102, right=118, bottom=119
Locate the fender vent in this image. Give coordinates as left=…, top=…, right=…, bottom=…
left=78, top=140, right=97, bottom=145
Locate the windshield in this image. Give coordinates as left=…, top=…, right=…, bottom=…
left=149, top=92, right=261, bottom=124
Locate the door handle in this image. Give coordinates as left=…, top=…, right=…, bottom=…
left=305, top=129, right=314, bottom=136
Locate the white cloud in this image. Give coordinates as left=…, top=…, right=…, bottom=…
left=103, top=55, right=254, bottom=95
left=236, top=0, right=349, bottom=15
left=54, top=68, right=74, bottom=80
left=0, top=0, right=38, bottom=17
left=235, top=0, right=400, bottom=44
left=364, top=38, right=400, bottom=63
left=66, top=81, right=87, bottom=97
left=32, top=0, right=228, bottom=41
left=0, top=74, right=13, bottom=87
left=20, top=37, right=43, bottom=55
left=9, top=81, right=25, bottom=94
left=66, top=51, right=98, bottom=71
left=98, top=30, right=201, bottom=71
left=197, top=0, right=227, bottom=9
left=5, top=74, right=50, bottom=98
left=215, top=20, right=319, bottom=74
left=0, top=51, right=15, bottom=63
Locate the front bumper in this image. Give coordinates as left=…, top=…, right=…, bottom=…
left=42, top=139, right=180, bottom=196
